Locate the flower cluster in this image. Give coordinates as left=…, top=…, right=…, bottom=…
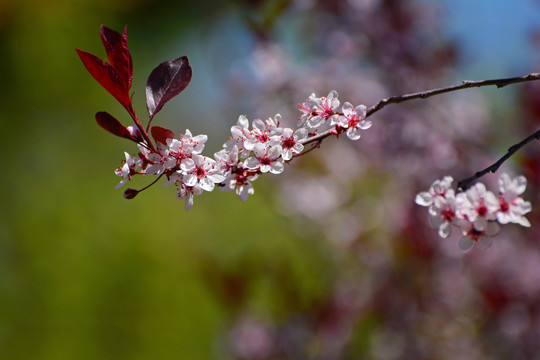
left=298, top=90, right=372, bottom=140
left=76, top=26, right=370, bottom=211
left=114, top=91, right=371, bottom=210
left=416, top=174, right=532, bottom=251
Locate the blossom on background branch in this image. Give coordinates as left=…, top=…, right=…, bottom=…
left=416, top=174, right=531, bottom=251
left=78, top=25, right=538, bottom=250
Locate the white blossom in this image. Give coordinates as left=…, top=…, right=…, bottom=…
left=279, top=127, right=308, bottom=160
left=244, top=117, right=282, bottom=151
left=177, top=183, right=204, bottom=211
left=244, top=143, right=284, bottom=174
left=180, top=155, right=226, bottom=192
left=298, top=91, right=341, bottom=128
left=458, top=221, right=500, bottom=252
left=497, top=174, right=532, bottom=227
left=225, top=115, right=254, bottom=158
left=416, top=173, right=532, bottom=250
left=338, top=102, right=371, bottom=141
left=114, top=152, right=141, bottom=189
left=415, top=176, right=454, bottom=208
left=145, top=143, right=176, bottom=175
left=428, top=189, right=459, bottom=238
left=456, top=183, right=498, bottom=231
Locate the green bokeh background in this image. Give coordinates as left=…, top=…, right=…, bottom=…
left=0, top=1, right=333, bottom=358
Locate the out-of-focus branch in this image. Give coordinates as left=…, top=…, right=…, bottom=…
left=457, top=128, right=540, bottom=191
left=302, top=73, right=540, bottom=147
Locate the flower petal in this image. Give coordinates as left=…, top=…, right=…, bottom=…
left=438, top=221, right=452, bottom=238
left=458, top=236, right=475, bottom=252
left=415, top=192, right=433, bottom=206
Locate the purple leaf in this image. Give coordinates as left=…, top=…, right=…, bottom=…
left=76, top=49, right=131, bottom=111
left=145, top=56, right=192, bottom=120
left=100, top=25, right=133, bottom=90
left=95, top=111, right=136, bottom=141
left=151, top=126, right=175, bottom=145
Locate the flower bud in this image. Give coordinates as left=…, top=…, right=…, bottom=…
left=123, top=188, right=139, bottom=199
left=127, top=126, right=143, bottom=142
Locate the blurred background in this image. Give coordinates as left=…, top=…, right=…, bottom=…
left=2, top=0, right=540, bottom=359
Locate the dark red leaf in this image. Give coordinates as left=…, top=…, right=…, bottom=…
left=151, top=126, right=175, bottom=145
left=95, top=111, right=135, bottom=141
left=100, top=25, right=133, bottom=90
left=76, top=49, right=131, bottom=110
left=145, top=56, right=192, bottom=120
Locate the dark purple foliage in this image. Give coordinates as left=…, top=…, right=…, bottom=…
left=145, top=56, right=192, bottom=121
left=95, top=111, right=136, bottom=141
left=76, top=49, right=131, bottom=111
left=100, top=25, right=133, bottom=90
left=151, top=126, right=175, bottom=145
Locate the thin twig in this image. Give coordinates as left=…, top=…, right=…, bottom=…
left=301, top=73, right=540, bottom=147
left=292, top=140, right=322, bottom=159
left=457, top=128, right=540, bottom=191
left=366, top=73, right=540, bottom=117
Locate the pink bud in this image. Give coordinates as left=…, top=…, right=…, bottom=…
left=127, top=126, right=143, bottom=142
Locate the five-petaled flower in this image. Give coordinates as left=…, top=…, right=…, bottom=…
left=416, top=174, right=531, bottom=251
left=180, top=155, right=226, bottom=192
left=497, top=173, right=532, bottom=227
left=279, top=128, right=308, bottom=160
left=244, top=144, right=284, bottom=174
left=336, top=102, right=372, bottom=140
left=114, top=152, right=142, bottom=189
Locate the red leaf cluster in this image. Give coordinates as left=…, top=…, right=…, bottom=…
left=77, top=25, right=193, bottom=149
left=76, top=26, right=133, bottom=114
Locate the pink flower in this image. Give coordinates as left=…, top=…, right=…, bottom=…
left=299, top=91, right=341, bottom=128
left=214, top=146, right=239, bottom=176
left=428, top=189, right=459, bottom=238
left=177, top=183, right=203, bottom=211
left=114, top=152, right=141, bottom=189
left=415, top=176, right=454, bottom=207
left=457, top=183, right=499, bottom=231
left=458, top=221, right=500, bottom=251
left=180, top=154, right=226, bottom=192
left=337, top=102, right=371, bottom=140
left=298, top=93, right=319, bottom=127
left=168, top=129, right=207, bottom=160
left=278, top=127, right=308, bottom=160
left=220, top=162, right=259, bottom=202
left=144, top=143, right=176, bottom=175
left=244, top=116, right=282, bottom=151
left=225, top=115, right=253, bottom=158
left=497, top=173, right=532, bottom=227
left=244, top=143, right=284, bottom=174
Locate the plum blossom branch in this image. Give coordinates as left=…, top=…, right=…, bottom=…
left=367, top=73, right=540, bottom=116
left=302, top=73, right=540, bottom=147
left=79, top=25, right=536, bottom=250
left=457, top=128, right=540, bottom=190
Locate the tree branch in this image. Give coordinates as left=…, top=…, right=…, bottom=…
left=456, top=128, right=540, bottom=191
left=301, top=73, right=540, bottom=147
left=366, top=73, right=540, bottom=117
